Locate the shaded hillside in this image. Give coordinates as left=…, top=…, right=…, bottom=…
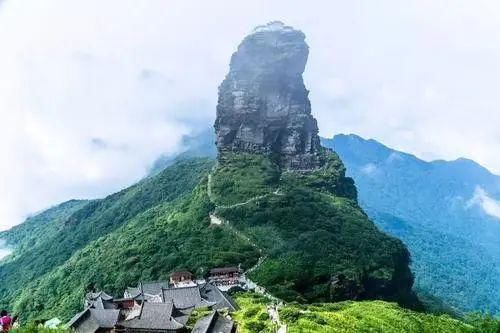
left=150, top=130, right=500, bottom=315
left=323, top=134, right=500, bottom=314
left=0, top=158, right=214, bottom=317
left=211, top=152, right=417, bottom=305
left=7, top=149, right=420, bottom=321
left=0, top=200, right=88, bottom=260
left=12, top=160, right=259, bottom=321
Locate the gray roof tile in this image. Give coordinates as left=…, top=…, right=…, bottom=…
left=118, top=302, right=184, bottom=330
left=200, top=283, right=239, bottom=311
left=192, top=311, right=234, bottom=333
left=162, top=286, right=215, bottom=309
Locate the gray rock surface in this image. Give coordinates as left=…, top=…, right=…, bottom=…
left=214, top=21, right=324, bottom=170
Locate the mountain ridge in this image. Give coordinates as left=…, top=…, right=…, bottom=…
left=146, top=129, right=500, bottom=314
left=328, top=133, right=498, bottom=179
left=323, top=133, right=500, bottom=314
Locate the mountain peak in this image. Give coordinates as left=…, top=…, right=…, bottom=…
left=252, top=21, right=294, bottom=33
left=214, top=22, right=323, bottom=170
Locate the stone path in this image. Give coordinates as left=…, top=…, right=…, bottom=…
left=207, top=173, right=282, bottom=209
left=208, top=172, right=288, bottom=332
left=268, top=304, right=287, bottom=333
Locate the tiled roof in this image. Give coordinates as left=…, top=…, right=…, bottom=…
left=141, top=281, right=170, bottom=295
left=118, top=302, right=184, bottom=331
left=67, top=308, right=120, bottom=333
left=127, top=281, right=170, bottom=298
left=162, top=286, right=215, bottom=309
left=192, top=311, right=234, bottom=333
left=126, top=281, right=173, bottom=301
left=86, top=291, right=113, bottom=301
left=200, top=283, right=239, bottom=311
left=191, top=311, right=216, bottom=333
left=67, top=308, right=90, bottom=328
left=211, top=313, right=235, bottom=333
left=209, top=267, right=240, bottom=274
left=171, top=307, right=193, bottom=326
left=90, top=309, right=120, bottom=328
left=125, top=287, right=140, bottom=298
left=88, top=297, right=117, bottom=310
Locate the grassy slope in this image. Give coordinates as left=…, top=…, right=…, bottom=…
left=233, top=293, right=498, bottom=333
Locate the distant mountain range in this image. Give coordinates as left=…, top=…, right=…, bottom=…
left=323, top=134, right=500, bottom=314
left=150, top=129, right=500, bottom=314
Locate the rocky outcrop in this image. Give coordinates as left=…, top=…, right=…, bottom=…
left=214, top=21, right=324, bottom=170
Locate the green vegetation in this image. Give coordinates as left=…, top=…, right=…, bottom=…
left=10, top=325, right=70, bottom=333
left=0, top=151, right=420, bottom=321
left=325, top=134, right=500, bottom=314
left=281, top=150, right=357, bottom=200
left=232, top=293, right=274, bottom=333
left=0, top=200, right=88, bottom=260
left=234, top=293, right=499, bottom=333
left=11, top=172, right=259, bottom=321
left=213, top=152, right=417, bottom=306
left=186, top=307, right=214, bottom=328
left=4, top=144, right=488, bottom=330
left=211, top=153, right=280, bottom=206
left=281, top=302, right=473, bottom=333
left=0, top=158, right=240, bottom=321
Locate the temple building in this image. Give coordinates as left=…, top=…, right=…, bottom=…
left=68, top=281, right=237, bottom=333
left=169, top=271, right=195, bottom=287
left=207, top=267, right=241, bottom=289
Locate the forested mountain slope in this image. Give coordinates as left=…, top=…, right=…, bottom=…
left=150, top=130, right=500, bottom=315
left=0, top=150, right=419, bottom=321
left=0, top=158, right=214, bottom=319
left=323, top=134, right=500, bottom=314
left=0, top=200, right=87, bottom=260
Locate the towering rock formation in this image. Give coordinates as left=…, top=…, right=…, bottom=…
left=214, top=21, right=324, bottom=170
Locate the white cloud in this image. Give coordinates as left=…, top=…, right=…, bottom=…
left=0, top=240, right=12, bottom=260
left=1, top=0, right=500, bottom=229
left=360, top=163, right=377, bottom=176
left=468, top=187, right=500, bottom=219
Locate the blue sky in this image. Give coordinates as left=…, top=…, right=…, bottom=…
left=1, top=0, right=500, bottom=230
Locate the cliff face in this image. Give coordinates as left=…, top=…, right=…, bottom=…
left=214, top=22, right=324, bottom=170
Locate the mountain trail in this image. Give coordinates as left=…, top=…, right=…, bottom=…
left=208, top=172, right=282, bottom=209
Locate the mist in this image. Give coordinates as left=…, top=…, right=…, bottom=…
left=0, top=240, right=12, bottom=260
left=2, top=0, right=500, bottom=230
